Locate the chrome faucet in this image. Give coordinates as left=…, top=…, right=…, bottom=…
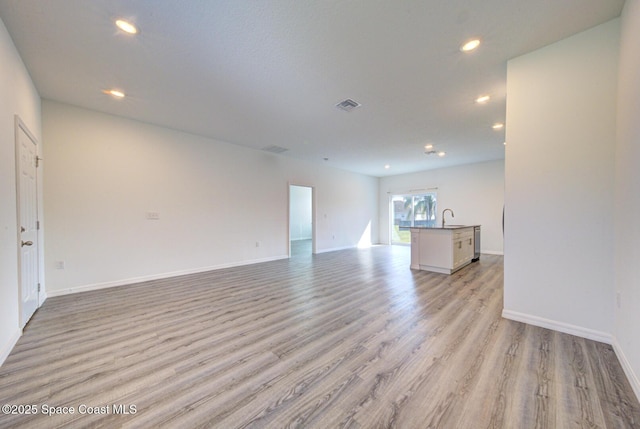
left=442, top=208, right=454, bottom=227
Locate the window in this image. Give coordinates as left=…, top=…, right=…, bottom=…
left=391, top=193, right=437, bottom=244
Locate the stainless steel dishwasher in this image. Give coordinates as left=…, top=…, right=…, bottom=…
left=472, top=226, right=481, bottom=262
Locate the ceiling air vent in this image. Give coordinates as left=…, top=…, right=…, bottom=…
left=335, top=98, right=361, bottom=112
left=262, top=145, right=289, bottom=154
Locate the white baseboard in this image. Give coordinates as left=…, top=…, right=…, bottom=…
left=0, top=328, right=22, bottom=367
left=47, top=255, right=289, bottom=297
left=315, top=245, right=356, bottom=254
left=38, top=291, right=47, bottom=306
left=501, top=309, right=613, bottom=344
left=612, top=338, right=640, bottom=403
left=481, top=250, right=504, bottom=256
left=46, top=245, right=371, bottom=297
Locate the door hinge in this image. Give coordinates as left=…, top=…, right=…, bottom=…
left=36, top=156, right=43, bottom=168
left=36, top=220, right=40, bottom=230
left=37, top=283, right=41, bottom=292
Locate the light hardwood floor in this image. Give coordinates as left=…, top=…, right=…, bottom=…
left=1, top=246, right=638, bottom=428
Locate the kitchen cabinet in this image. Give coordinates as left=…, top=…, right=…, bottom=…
left=452, top=228, right=475, bottom=269
left=409, top=226, right=477, bottom=274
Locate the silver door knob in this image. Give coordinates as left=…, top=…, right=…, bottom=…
left=21, top=240, right=33, bottom=247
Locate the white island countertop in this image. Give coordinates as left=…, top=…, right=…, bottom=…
left=409, top=225, right=480, bottom=230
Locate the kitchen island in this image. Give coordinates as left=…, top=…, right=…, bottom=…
left=410, top=225, right=479, bottom=274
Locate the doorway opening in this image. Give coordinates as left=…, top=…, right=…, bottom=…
left=289, top=185, right=314, bottom=257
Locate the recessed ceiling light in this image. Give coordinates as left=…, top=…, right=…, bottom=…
left=424, top=144, right=433, bottom=150
left=115, top=19, right=138, bottom=34
left=475, top=95, right=490, bottom=104
left=384, top=164, right=390, bottom=169
left=438, top=151, right=446, bottom=157
left=103, top=89, right=125, bottom=99
left=503, top=141, right=507, bottom=146
left=460, top=39, right=480, bottom=52
left=492, top=123, right=504, bottom=130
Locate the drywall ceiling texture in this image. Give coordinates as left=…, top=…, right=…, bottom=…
left=614, top=0, right=640, bottom=401
left=0, top=16, right=42, bottom=364
left=42, top=100, right=378, bottom=295
left=378, top=160, right=505, bottom=254
left=504, top=19, right=619, bottom=339
left=0, top=1, right=625, bottom=177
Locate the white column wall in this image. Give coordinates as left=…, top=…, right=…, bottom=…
left=614, top=0, right=640, bottom=401
left=503, top=19, right=619, bottom=340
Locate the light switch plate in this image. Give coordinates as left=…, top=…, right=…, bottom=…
left=146, top=212, right=160, bottom=220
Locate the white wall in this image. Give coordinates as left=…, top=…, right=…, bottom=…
left=42, top=100, right=378, bottom=294
left=614, top=0, right=640, bottom=400
left=289, top=185, right=312, bottom=241
left=0, top=17, right=42, bottom=364
left=504, top=19, right=619, bottom=340
left=378, top=160, right=504, bottom=254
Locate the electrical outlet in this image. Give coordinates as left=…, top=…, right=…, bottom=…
left=55, top=261, right=65, bottom=270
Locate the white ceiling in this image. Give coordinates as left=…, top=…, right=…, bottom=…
left=0, top=0, right=624, bottom=177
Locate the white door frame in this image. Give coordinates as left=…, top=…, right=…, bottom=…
left=15, top=115, right=42, bottom=327
left=287, top=183, right=316, bottom=257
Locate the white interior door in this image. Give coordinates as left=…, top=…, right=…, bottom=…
left=16, top=116, right=40, bottom=327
